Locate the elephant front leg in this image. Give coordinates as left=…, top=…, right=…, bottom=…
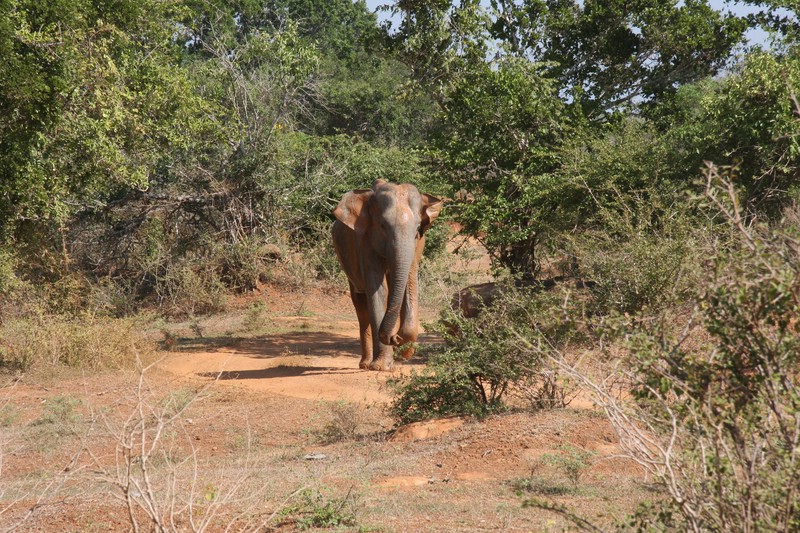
left=350, top=288, right=373, bottom=369
left=397, top=257, right=421, bottom=360
left=367, top=283, right=395, bottom=371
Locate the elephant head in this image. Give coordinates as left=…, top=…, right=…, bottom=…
left=333, top=179, right=442, bottom=347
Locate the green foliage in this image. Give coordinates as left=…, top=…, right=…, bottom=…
left=570, top=197, right=702, bottom=315
left=254, top=132, right=428, bottom=241
left=556, top=119, right=673, bottom=224
left=279, top=488, right=358, bottom=530
left=0, top=0, right=796, bottom=339
left=0, top=247, right=22, bottom=295
left=396, top=0, right=745, bottom=116
left=540, top=445, right=596, bottom=487
left=421, top=216, right=449, bottom=261
left=606, top=170, right=800, bottom=531
left=580, top=231, right=691, bottom=315
left=390, top=362, right=494, bottom=424
left=663, top=51, right=800, bottom=215
left=33, top=395, right=84, bottom=437
left=492, top=0, right=747, bottom=115
left=390, top=286, right=573, bottom=424
left=242, top=301, right=270, bottom=332
left=316, top=53, right=435, bottom=144
left=431, top=57, right=570, bottom=273
left=0, top=0, right=221, bottom=239
left=394, top=0, right=750, bottom=276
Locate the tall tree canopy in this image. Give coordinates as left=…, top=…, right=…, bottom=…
left=1, top=0, right=798, bottom=306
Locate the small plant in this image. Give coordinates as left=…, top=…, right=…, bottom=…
left=313, top=401, right=360, bottom=444
left=540, top=445, right=596, bottom=487
left=510, top=476, right=572, bottom=497
left=278, top=487, right=358, bottom=530
left=161, top=387, right=198, bottom=418
left=161, top=329, right=178, bottom=351
left=293, top=300, right=314, bottom=317
left=0, top=402, right=20, bottom=427
left=226, top=429, right=261, bottom=452
left=33, top=395, right=84, bottom=437
left=242, top=301, right=270, bottom=332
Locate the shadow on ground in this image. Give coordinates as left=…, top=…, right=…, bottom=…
left=175, top=331, right=441, bottom=363
left=176, top=331, right=359, bottom=358
left=197, top=365, right=366, bottom=380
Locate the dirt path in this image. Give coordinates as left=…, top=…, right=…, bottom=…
left=157, top=229, right=485, bottom=404
left=159, top=291, right=433, bottom=403
left=2, top=235, right=650, bottom=532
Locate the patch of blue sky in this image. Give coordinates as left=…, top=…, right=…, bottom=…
left=363, top=0, right=793, bottom=48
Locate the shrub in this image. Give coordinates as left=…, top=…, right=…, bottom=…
left=390, top=285, right=574, bottom=424
left=548, top=166, right=800, bottom=532
left=313, top=400, right=361, bottom=444
left=33, top=395, right=84, bottom=437
left=216, top=236, right=273, bottom=292
left=570, top=193, right=703, bottom=315
left=540, top=445, right=596, bottom=487
left=278, top=488, right=358, bottom=531
left=0, top=247, right=20, bottom=295
left=160, top=263, right=227, bottom=316
left=242, top=302, right=270, bottom=333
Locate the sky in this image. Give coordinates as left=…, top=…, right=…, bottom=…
left=362, top=0, right=778, bottom=47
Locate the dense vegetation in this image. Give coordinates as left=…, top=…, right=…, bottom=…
left=3, top=0, right=800, bottom=530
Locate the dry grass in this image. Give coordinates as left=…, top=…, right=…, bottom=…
left=0, top=314, right=156, bottom=373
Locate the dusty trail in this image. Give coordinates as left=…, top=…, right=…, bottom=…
left=159, top=228, right=487, bottom=404
left=159, top=295, right=431, bottom=404
left=2, top=235, right=647, bottom=532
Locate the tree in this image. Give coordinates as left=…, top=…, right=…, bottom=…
left=489, top=0, right=748, bottom=118
left=0, top=0, right=219, bottom=248
left=389, top=0, right=749, bottom=275
left=429, top=57, right=571, bottom=272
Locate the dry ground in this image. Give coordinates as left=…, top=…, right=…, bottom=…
left=0, top=238, right=652, bottom=532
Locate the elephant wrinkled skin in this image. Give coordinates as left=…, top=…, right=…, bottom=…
left=332, top=180, right=442, bottom=371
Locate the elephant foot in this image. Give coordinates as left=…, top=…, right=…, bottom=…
left=359, top=357, right=373, bottom=370
left=368, top=358, right=394, bottom=372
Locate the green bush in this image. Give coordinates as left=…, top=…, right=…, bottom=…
left=390, top=285, right=574, bottom=424
left=570, top=195, right=703, bottom=315
left=0, top=247, right=20, bottom=295
left=577, top=168, right=800, bottom=532
left=278, top=488, right=358, bottom=531
left=540, top=444, right=596, bottom=487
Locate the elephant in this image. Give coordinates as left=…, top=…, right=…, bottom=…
left=332, top=179, right=442, bottom=371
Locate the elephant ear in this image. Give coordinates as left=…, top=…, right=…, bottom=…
left=333, top=189, right=372, bottom=233
left=419, top=193, right=443, bottom=234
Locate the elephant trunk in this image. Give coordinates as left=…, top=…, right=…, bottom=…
left=379, top=246, right=414, bottom=346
